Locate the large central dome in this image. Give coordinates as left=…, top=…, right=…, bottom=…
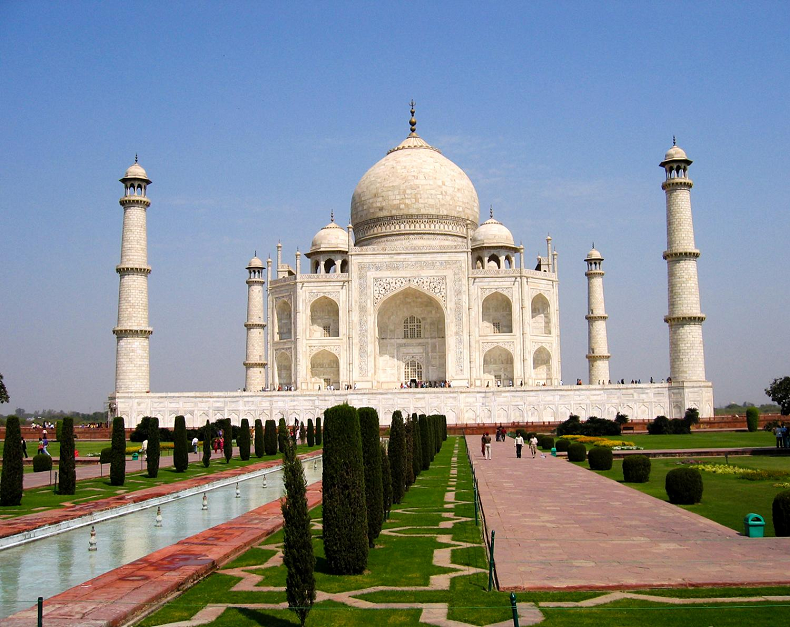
left=350, top=122, right=480, bottom=247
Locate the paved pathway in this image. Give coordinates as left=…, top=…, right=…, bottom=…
left=467, top=436, right=790, bottom=590
left=23, top=449, right=238, bottom=490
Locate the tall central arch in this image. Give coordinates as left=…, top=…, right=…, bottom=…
left=375, top=287, right=446, bottom=387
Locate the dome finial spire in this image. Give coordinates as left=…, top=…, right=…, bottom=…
left=490, top=205, right=493, bottom=219
left=672, top=135, right=676, bottom=146
left=330, top=210, right=334, bottom=222
left=409, top=99, right=417, bottom=135
left=135, top=153, right=138, bottom=164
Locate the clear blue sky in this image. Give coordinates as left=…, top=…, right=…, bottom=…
left=1, top=1, right=788, bottom=413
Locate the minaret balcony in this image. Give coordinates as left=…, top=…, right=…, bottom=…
left=243, top=361, right=267, bottom=368
left=113, top=327, right=153, bottom=337
left=663, top=250, right=700, bottom=261
left=584, top=313, right=608, bottom=321
left=119, top=196, right=151, bottom=207
left=244, top=322, right=266, bottom=329
left=661, top=178, right=694, bottom=191
left=116, top=264, right=152, bottom=275
left=664, top=314, right=706, bottom=324
left=585, top=353, right=611, bottom=360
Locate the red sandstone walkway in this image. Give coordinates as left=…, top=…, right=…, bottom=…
left=466, top=436, right=790, bottom=590
left=0, top=482, right=323, bottom=627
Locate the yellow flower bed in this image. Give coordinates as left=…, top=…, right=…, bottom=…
left=125, top=442, right=176, bottom=454
left=559, top=435, right=636, bottom=448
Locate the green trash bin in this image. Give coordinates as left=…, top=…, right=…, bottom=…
left=743, top=513, right=765, bottom=538
left=132, top=452, right=139, bottom=461
left=551, top=447, right=557, bottom=457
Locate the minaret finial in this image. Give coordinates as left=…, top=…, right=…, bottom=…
left=254, top=249, right=257, bottom=257
left=135, top=153, right=138, bottom=164
left=409, top=99, right=417, bottom=134
left=672, top=135, right=676, bottom=146
left=592, top=241, right=595, bottom=249
left=330, top=210, right=334, bottom=222
left=490, top=205, right=493, bottom=219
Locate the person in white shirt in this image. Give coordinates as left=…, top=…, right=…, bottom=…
left=514, top=433, right=524, bottom=458
left=192, top=436, right=199, bottom=454
left=528, top=436, right=538, bottom=458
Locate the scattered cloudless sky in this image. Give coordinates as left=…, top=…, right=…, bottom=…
left=1, top=1, right=788, bottom=413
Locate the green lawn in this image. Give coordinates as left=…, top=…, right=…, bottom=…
left=1, top=440, right=111, bottom=458
left=578, top=455, right=790, bottom=536
left=136, top=437, right=790, bottom=627
left=0, top=445, right=322, bottom=519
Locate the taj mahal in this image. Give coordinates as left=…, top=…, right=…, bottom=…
left=109, top=106, right=714, bottom=428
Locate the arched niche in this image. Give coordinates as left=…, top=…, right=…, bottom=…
left=531, top=294, right=551, bottom=335
left=376, top=286, right=446, bottom=386
left=532, top=346, right=551, bottom=384
left=276, top=351, right=292, bottom=387
left=481, top=292, right=512, bottom=334
left=483, top=346, right=514, bottom=386
left=310, top=349, right=340, bottom=388
left=310, top=296, right=339, bottom=338
left=276, top=300, right=292, bottom=340
left=486, top=254, right=500, bottom=269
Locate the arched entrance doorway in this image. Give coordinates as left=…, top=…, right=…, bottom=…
left=376, top=287, right=446, bottom=387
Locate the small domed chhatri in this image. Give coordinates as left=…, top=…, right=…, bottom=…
left=121, top=155, right=152, bottom=183
left=471, top=210, right=517, bottom=249
left=350, top=102, right=479, bottom=246
left=309, top=214, right=349, bottom=254
left=247, top=255, right=264, bottom=269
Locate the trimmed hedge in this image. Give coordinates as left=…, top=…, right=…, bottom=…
left=404, top=419, right=415, bottom=487
left=203, top=419, right=212, bottom=467
left=587, top=446, right=613, bottom=471
left=100, top=447, right=113, bottom=465
left=58, top=417, right=76, bottom=494
left=315, top=417, right=322, bottom=446
left=148, top=416, right=161, bottom=477
left=322, top=404, right=368, bottom=574
left=419, top=414, right=431, bottom=470
left=411, top=413, right=422, bottom=478
left=307, top=418, right=315, bottom=447
left=33, top=453, right=53, bottom=472
left=264, top=419, right=277, bottom=456
left=540, top=436, right=554, bottom=451
left=0, top=416, right=24, bottom=506
left=554, top=438, right=571, bottom=453
left=567, top=442, right=587, bottom=462
left=223, top=418, right=233, bottom=462
left=110, top=417, right=126, bottom=486
left=622, top=455, right=651, bottom=483
left=254, top=419, right=264, bottom=458
left=239, top=418, right=251, bottom=461
left=381, top=443, right=392, bottom=519
left=647, top=415, right=671, bottom=435
left=389, top=411, right=406, bottom=504
left=174, top=415, right=188, bottom=472
left=665, top=467, right=703, bottom=504
left=278, top=418, right=288, bottom=454
left=359, top=407, right=383, bottom=547
left=773, top=490, right=790, bottom=537
left=746, top=407, right=760, bottom=432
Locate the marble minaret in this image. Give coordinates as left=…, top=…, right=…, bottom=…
left=244, top=255, right=267, bottom=391
left=661, top=140, right=706, bottom=382
left=114, top=158, right=153, bottom=393
left=585, top=246, right=610, bottom=384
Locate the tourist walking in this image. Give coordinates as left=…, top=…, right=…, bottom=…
left=192, top=436, right=199, bottom=454
left=776, top=424, right=784, bottom=448
left=783, top=423, right=789, bottom=449
left=42, top=434, right=51, bottom=457
left=514, top=433, right=524, bottom=458
left=529, top=435, right=538, bottom=458
left=21, top=436, right=28, bottom=459
left=481, top=433, right=486, bottom=456
left=484, top=432, right=492, bottom=459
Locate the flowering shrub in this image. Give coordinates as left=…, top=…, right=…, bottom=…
left=689, top=462, right=789, bottom=481
left=125, top=442, right=175, bottom=454
left=561, top=435, right=637, bottom=448
left=774, top=482, right=790, bottom=489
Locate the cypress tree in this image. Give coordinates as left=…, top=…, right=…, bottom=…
left=381, top=443, right=392, bottom=520
left=278, top=417, right=288, bottom=454
left=110, top=417, right=126, bottom=486
left=388, top=410, right=406, bottom=504
left=173, top=415, right=188, bottom=472
left=315, top=416, right=322, bottom=446
left=148, top=416, right=161, bottom=477
left=223, top=418, right=233, bottom=463
left=307, top=418, right=315, bottom=447
left=404, top=419, right=415, bottom=487
left=322, top=404, right=368, bottom=574
left=254, top=419, right=264, bottom=458
left=264, top=419, right=278, bottom=455
left=0, top=416, right=24, bottom=506
left=359, top=407, right=383, bottom=547
left=281, top=441, right=316, bottom=626
left=442, top=415, right=447, bottom=441
left=239, top=418, right=251, bottom=461
left=411, top=413, right=422, bottom=478
left=58, top=417, right=76, bottom=495
left=202, top=419, right=212, bottom=468
left=419, top=414, right=431, bottom=470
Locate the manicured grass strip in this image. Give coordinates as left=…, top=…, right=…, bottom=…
left=0, top=445, right=322, bottom=519
left=575, top=431, right=776, bottom=450
left=575, top=455, right=790, bottom=536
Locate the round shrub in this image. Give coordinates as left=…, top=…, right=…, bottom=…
left=622, top=455, right=651, bottom=483
left=665, top=467, right=703, bottom=504
left=746, top=407, right=760, bottom=433
left=567, top=442, right=587, bottom=462
left=772, top=490, right=790, bottom=537
left=540, top=436, right=554, bottom=451
left=100, top=447, right=113, bottom=465
left=33, top=453, right=53, bottom=472
left=554, top=439, right=571, bottom=453
left=587, top=446, right=613, bottom=470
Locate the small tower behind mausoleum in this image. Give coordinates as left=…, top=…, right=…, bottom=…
left=585, top=246, right=610, bottom=384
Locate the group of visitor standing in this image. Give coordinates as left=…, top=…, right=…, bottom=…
left=481, top=430, right=538, bottom=460
left=513, top=433, right=538, bottom=459
left=775, top=423, right=789, bottom=448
